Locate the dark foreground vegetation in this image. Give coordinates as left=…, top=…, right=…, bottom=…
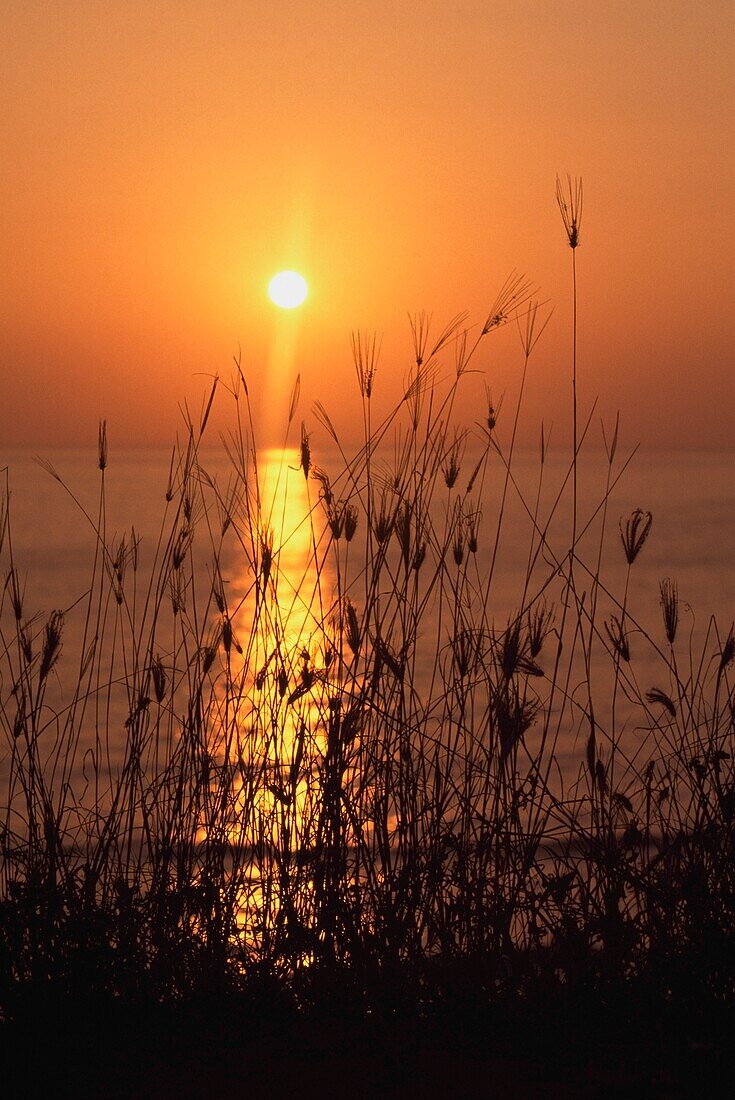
left=1, top=185, right=733, bottom=1094
left=2, top=977, right=733, bottom=1096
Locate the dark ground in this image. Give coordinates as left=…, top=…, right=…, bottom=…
left=1, top=986, right=733, bottom=1099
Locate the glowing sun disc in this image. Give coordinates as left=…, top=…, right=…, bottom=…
left=268, top=270, right=307, bottom=309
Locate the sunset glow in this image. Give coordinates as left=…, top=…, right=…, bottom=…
left=1, top=5, right=735, bottom=1088
left=1, top=2, right=732, bottom=449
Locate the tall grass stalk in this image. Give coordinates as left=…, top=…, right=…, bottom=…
left=0, top=196, right=733, bottom=1035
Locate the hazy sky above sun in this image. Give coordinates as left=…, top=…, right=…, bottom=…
left=1, top=0, right=733, bottom=451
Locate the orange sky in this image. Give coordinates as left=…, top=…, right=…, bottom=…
left=1, top=1, right=733, bottom=451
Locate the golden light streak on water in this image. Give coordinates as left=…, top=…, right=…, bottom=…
left=197, top=448, right=339, bottom=956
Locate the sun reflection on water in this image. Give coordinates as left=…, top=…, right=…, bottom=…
left=196, top=447, right=342, bottom=958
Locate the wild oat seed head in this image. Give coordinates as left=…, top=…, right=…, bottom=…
left=352, top=330, right=381, bottom=398
left=605, top=615, right=631, bottom=662
left=442, top=432, right=465, bottom=490
left=345, top=598, right=360, bottom=655
left=172, top=526, right=192, bottom=570
left=482, top=272, right=533, bottom=335
left=212, top=577, right=226, bottom=615
left=620, top=509, right=653, bottom=565
left=300, top=422, right=311, bottom=480
left=259, top=530, right=273, bottom=584
left=556, top=174, right=583, bottom=249
left=659, top=578, right=679, bottom=645
left=8, top=568, right=23, bottom=622
left=169, top=573, right=185, bottom=615
left=374, top=489, right=395, bottom=545
left=453, top=628, right=478, bottom=678
left=98, top=419, right=108, bottom=471
left=452, top=529, right=464, bottom=566
left=151, top=655, right=167, bottom=703
left=720, top=626, right=735, bottom=672
left=395, top=502, right=412, bottom=566
left=645, top=687, right=676, bottom=717
left=409, top=311, right=431, bottom=368
left=222, top=616, right=233, bottom=655
left=344, top=503, right=358, bottom=542
left=328, top=501, right=344, bottom=540
left=528, top=601, right=554, bottom=658
left=39, top=610, right=64, bottom=683
left=467, top=512, right=479, bottom=555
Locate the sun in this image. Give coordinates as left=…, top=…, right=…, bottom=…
left=268, top=270, right=308, bottom=309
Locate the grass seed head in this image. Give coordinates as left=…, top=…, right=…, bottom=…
left=556, top=174, right=583, bottom=250
left=7, top=569, right=23, bottom=622
left=453, top=628, right=480, bottom=678
left=494, top=685, right=537, bottom=760
left=467, top=512, right=480, bottom=554
left=620, top=509, right=653, bottom=565
left=12, top=703, right=26, bottom=740
left=586, top=721, right=596, bottom=779
left=328, top=502, right=344, bottom=540
left=412, top=540, right=427, bottom=571
left=98, top=419, right=108, bottom=471
left=201, top=641, right=217, bottom=677
left=39, top=610, right=64, bottom=683
left=212, top=577, right=226, bottom=615
left=151, top=655, right=167, bottom=703
left=395, top=503, right=412, bottom=567
left=374, top=489, right=395, bottom=545
left=352, top=330, right=381, bottom=398
left=442, top=432, right=465, bottom=489
left=409, top=311, right=431, bottom=368
left=485, top=387, right=503, bottom=433
left=659, top=578, right=679, bottom=645
left=169, top=573, right=185, bottom=616
left=344, top=503, right=358, bottom=542
left=259, top=530, right=273, bottom=586
left=300, top=422, right=311, bottom=480
left=172, top=526, right=192, bottom=570
left=483, top=271, right=533, bottom=334
left=605, top=615, right=631, bottom=662
left=345, top=598, right=360, bottom=655
left=528, top=601, right=554, bottom=658
left=500, top=620, right=523, bottom=680
left=646, top=687, right=676, bottom=717
left=719, top=627, right=735, bottom=673
left=452, top=529, right=464, bottom=566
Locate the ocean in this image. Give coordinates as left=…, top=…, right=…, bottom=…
left=1, top=442, right=733, bottom=790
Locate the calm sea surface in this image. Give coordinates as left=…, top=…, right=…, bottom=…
left=1, top=443, right=733, bottom=784
left=2, top=445, right=732, bottom=629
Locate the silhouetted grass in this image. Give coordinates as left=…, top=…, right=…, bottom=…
left=1, top=192, right=733, bottom=1092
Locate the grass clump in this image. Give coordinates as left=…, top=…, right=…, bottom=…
left=0, top=189, right=733, bottom=1091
